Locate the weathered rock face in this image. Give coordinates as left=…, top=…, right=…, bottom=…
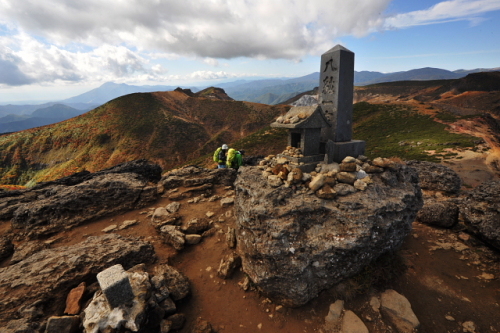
left=406, top=160, right=461, bottom=193
left=234, top=164, right=422, bottom=307
left=417, top=201, right=459, bottom=228
left=157, top=166, right=237, bottom=193
left=4, top=160, right=161, bottom=239
left=461, top=181, right=500, bottom=251
left=0, top=236, right=14, bottom=262
left=0, top=234, right=155, bottom=326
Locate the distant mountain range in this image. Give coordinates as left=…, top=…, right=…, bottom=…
left=217, top=67, right=500, bottom=104
left=0, top=66, right=498, bottom=134
left=0, top=104, right=90, bottom=134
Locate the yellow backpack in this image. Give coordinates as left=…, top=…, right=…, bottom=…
left=227, top=148, right=237, bottom=167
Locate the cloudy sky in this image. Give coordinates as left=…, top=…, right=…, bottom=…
left=1, top=0, right=500, bottom=103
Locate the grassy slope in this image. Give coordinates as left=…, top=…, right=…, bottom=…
left=0, top=91, right=289, bottom=186
left=353, top=102, right=479, bottom=162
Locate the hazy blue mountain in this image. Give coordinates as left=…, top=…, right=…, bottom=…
left=359, top=67, right=464, bottom=85
left=60, top=82, right=194, bottom=105
left=0, top=104, right=88, bottom=133
left=0, top=114, right=30, bottom=124
left=0, top=102, right=57, bottom=117
left=0, top=117, right=71, bottom=134
left=354, top=71, right=387, bottom=84
left=31, top=104, right=83, bottom=119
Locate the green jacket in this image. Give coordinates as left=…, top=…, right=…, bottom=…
left=230, top=152, right=243, bottom=169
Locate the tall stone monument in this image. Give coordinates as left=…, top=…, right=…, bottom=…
left=270, top=44, right=365, bottom=167
left=319, top=45, right=365, bottom=163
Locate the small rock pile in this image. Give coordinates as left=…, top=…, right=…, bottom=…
left=280, top=146, right=304, bottom=158
left=275, top=112, right=308, bottom=124
left=80, top=263, right=190, bottom=333
left=258, top=152, right=398, bottom=200
left=151, top=166, right=237, bottom=251
left=234, top=157, right=422, bottom=306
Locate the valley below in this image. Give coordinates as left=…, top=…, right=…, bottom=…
left=0, top=72, right=500, bottom=332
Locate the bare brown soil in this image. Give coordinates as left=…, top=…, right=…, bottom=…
left=2, top=166, right=499, bottom=332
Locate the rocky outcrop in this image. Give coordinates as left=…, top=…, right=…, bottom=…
left=0, top=236, right=14, bottom=262
left=157, top=166, right=237, bottom=194
left=416, top=200, right=459, bottom=228
left=408, top=160, right=462, bottom=229
left=406, top=160, right=461, bottom=193
left=234, top=162, right=422, bottom=307
left=3, top=160, right=161, bottom=239
left=461, top=181, right=500, bottom=251
left=0, top=234, right=155, bottom=327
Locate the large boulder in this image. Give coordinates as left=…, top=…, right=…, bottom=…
left=0, top=160, right=162, bottom=227
left=234, top=164, right=422, bottom=307
left=0, top=234, right=155, bottom=326
left=416, top=200, right=459, bottom=228
left=406, top=160, right=461, bottom=194
left=10, top=171, right=159, bottom=239
left=157, top=166, right=237, bottom=192
left=461, top=181, right=500, bottom=251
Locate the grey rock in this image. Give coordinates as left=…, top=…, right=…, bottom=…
left=154, top=265, right=190, bottom=301
left=461, top=181, right=500, bottom=250
left=0, top=234, right=155, bottom=326
left=337, top=172, right=357, bottom=185
left=160, top=297, right=177, bottom=316
left=83, top=265, right=151, bottom=333
left=97, top=264, right=135, bottom=308
left=0, top=160, right=161, bottom=224
left=181, top=218, right=210, bottom=234
left=380, top=289, right=420, bottom=333
left=220, top=197, right=235, bottom=207
left=160, top=225, right=185, bottom=250
left=234, top=165, right=422, bottom=307
left=0, top=236, right=14, bottom=262
left=158, top=166, right=237, bottom=190
left=45, top=316, right=79, bottom=333
left=11, top=171, right=159, bottom=239
left=417, top=200, right=459, bottom=228
left=166, top=202, right=181, bottom=213
left=407, top=160, right=461, bottom=194
left=334, top=183, right=356, bottom=196
left=309, top=174, right=326, bottom=191
left=3, top=318, right=36, bottom=333
left=217, top=253, right=242, bottom=279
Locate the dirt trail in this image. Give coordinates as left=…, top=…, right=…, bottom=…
left=2, top=173, right=498, bottom=333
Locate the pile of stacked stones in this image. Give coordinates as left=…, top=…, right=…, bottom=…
left=275, top=112, right=307, bottom=125
left=281, top=146, right=304, bottom=158
left=258, top=151, right=397, bottom=200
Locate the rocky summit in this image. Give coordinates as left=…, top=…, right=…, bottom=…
left=234, top=156, right=423, bottom=307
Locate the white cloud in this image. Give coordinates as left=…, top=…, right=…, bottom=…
left=0, top=0, right=499, bottom=88
left=0, top=0, right=392, bottom=61
left=203, top=58, right=220, bottom=67
left=384, top=0, right=500, bottom=29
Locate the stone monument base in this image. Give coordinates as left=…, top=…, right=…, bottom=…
left=277, top=154, right=324, bottom=173
left=325, top=140, right=366, bottom=164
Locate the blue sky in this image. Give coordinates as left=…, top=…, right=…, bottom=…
left=0, top=0, right=499, bottom=103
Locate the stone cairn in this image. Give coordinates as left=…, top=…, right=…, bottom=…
left=258, top=146, right=396, bottom=199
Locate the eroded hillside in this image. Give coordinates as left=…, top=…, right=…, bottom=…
left=0, top=89, right=289, bottom=186
left=353, top=72, right=500, bottom=177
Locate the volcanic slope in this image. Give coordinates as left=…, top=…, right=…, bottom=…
left=0, top=88, right=289, bottom=186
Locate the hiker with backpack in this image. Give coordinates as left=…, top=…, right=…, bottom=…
left=213, top=144, right=229, bottom=168
left=227, top=149, right=245, bottom=170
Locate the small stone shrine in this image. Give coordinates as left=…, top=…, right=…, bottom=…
left=271, top=45, right=365, bottom=169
